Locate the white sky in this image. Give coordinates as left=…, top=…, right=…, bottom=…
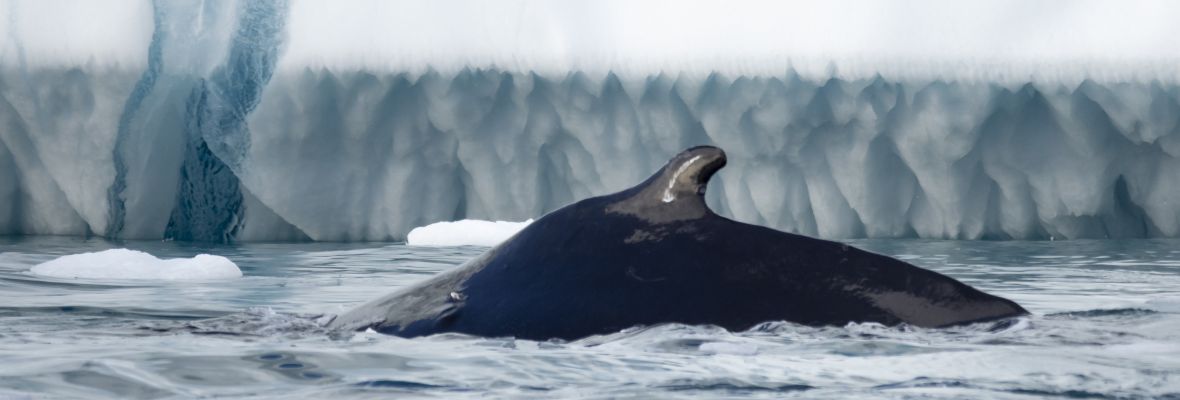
left=3, top=0, right=1178, bottom=81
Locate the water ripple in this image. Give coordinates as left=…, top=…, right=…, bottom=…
left=1, top=237, right=1179, bottom=398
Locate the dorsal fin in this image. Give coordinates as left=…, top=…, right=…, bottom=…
left=606, top=146, right=727, bottom=222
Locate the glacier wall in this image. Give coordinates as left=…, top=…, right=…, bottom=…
left=1, top=0, right=1179, bottom=241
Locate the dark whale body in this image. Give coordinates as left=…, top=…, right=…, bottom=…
left=330, top=146, right=1027, bottom=340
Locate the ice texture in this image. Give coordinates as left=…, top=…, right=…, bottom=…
left=407, top=219, right=534, bottom=247
left=0, top=1, right=1178, bottom=241
left=29, top=249, right=242, bottom=280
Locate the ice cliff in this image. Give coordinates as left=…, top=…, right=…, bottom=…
left=1, top=0, right=1178, bottom=241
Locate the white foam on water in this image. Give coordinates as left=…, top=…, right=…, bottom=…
left=1144, top=298, right=1180, bottom=313
left=28, top=249, right=242, bottom=280
left=406, top=219, right=534, bottom=247
left=699, top=341, right=760, bottom=356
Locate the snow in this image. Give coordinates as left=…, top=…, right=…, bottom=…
left=28, top=249, right=242, bottom=280
left=0, top=0, right=153, bottom=68
left=4, top=1, right=1179, bottom=81
left=281, top=0, right=1180, bottom=82
left=0, top=1, right=1178, bottom=242
left=407, top=220, right=534, bottom=247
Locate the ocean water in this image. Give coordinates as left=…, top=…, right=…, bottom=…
left=1, top=236, right=1178, bottom=399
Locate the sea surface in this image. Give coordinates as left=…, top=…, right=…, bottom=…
left=1, top=236, right=1178, bottom=399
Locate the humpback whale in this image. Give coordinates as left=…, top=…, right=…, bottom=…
left=330, top=146, right=1027, bottom=340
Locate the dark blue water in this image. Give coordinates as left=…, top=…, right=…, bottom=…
left=1, top=237, right=1178, bottom=399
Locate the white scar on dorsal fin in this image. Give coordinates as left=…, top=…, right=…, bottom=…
left=662, top=155, right=701, bottom=203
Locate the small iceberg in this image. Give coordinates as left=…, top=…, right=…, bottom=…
left=406, top=219, right=533, bottom=247
left=29, top=249, right=242, bottom=280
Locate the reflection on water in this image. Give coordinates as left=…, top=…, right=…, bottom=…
left=1, top=236, right=1178, bottom=399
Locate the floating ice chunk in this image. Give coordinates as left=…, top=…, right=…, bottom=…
left=29, top=249, right=242, bottom=280
left=406, top=219, right=533, bottom=247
